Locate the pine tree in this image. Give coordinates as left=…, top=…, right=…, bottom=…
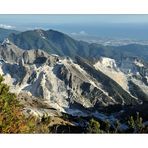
left=114, top=120, right=120, bottom=133
left=0, top=75, right=36, bottom=133
left=87, top=118, right=101, bottom=133
left=105, top=119, right=111, bottom=133
left=128, top=112, right=144, bottom=133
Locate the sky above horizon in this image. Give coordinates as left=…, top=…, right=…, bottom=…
left=0, top=14, right=148, bottom=40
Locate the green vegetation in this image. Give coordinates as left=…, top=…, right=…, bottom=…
left=57, top=113, right=148, bottom=133
left=0, top=75, right=51, bottom=133
left=104, top=119, right=111, bottom=133
left=8, top=29, right=148, bottom=61
left=0, top=75, right=36, bottom=133
left=0, top=73, right=147, bottom=133
left=114, top=120, right=120, bottom=133
left=87, top=118, right=101, bottom=133
left=35, top=115, right=51, bottom=133
left=128, top=112, right=144, bottom=133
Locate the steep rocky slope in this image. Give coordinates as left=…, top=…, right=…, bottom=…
left=93, top=56, right=148, bottom=102
left=0, top=41, right=147, bottom=118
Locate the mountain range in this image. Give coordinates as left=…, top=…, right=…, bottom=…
left=0, top=28, right=19, bottom=43
left=8, top=29, right=148, bottom=61
left=0, top=28, right=148, bottom=132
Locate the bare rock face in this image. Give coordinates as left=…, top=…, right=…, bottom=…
left=0, top=41, right=50, bottom=64
left=0, top=42, right=147, bottom=117
left=93, top=56, right=148, bottom=102
left=0, top=41, right=23, bottom=63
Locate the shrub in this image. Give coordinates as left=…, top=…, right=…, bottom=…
left=0, top=75, right=36, bottom=133
left=128, top=112, right=144, bottom=133
left=87, top=118, right=101, bottom=133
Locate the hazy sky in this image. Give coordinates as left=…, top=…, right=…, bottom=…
left=0, top=14, right=148, bottom=39
left=1, top=15, right=148, bottom=26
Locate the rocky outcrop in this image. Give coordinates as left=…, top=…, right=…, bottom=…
left=0, top=42, right=147, bottom=117
left=93, top=56, right=148, bottom=103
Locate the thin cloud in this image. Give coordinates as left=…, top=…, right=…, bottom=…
left=79, top=30, right=87, bottom=35
left=71, top=30, right=88, bottom=36
left=0, top=24, right=16, bottom=29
